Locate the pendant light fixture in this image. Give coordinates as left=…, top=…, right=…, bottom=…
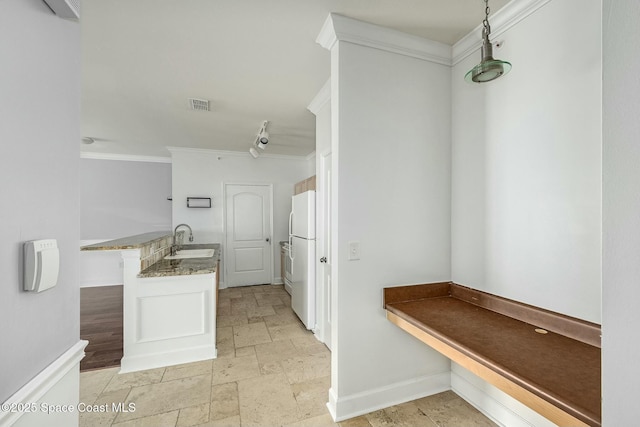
left=465, top=0, right=511, bottom=83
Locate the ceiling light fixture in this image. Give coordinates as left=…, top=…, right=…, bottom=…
left=248, top=120, right=270, bottom=158
left=256, top=121, right=269, bottom=149
left=465, top=0, right=511, bottom=83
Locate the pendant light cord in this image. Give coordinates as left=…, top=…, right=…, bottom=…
left=482, top=0, right=491, bottom=39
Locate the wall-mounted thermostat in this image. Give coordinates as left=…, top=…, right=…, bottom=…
left=24, top=239, right=59, bottom=293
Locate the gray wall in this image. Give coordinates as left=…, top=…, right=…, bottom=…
left=80, top=159, right=172, bottom=239
left=602, top=0, right=640, bottom=423
left=0, top=0, right=80, bottom=402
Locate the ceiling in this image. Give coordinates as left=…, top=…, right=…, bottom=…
left=80, top=0, right=510, bottom=158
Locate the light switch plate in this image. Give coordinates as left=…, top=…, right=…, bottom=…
left=348, top=241, right=360, bottom=260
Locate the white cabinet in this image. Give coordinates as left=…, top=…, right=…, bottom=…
left=120, top=250, right=217, bottom=373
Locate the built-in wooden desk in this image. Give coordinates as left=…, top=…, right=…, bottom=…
left=384, top=282, right=601, bottom=427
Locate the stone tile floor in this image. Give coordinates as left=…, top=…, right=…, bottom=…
left=80, top=284, right=496, bottom=426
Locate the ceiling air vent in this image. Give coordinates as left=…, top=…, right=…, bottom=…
left=188, top=98, right=210, bottom=112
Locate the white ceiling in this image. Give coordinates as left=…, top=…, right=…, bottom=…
left=80, top=0, right=510, bottom=158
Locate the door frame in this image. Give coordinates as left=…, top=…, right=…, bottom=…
left=222, top=182, right=274, bottom=288
left=315, top=149, right=332, bottom=348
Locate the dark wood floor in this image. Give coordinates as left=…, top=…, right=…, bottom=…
left=80, top=285, right=123, bottom=372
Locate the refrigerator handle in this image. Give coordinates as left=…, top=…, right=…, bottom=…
left=288, top=211, right=294, bottom=261
left=288, top=211, right=293, bottom=236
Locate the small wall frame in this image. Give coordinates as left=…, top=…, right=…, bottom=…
left=186, top=197, right=211, bottom=208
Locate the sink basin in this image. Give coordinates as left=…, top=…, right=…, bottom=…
left=165, top=248, right=215, bottom=260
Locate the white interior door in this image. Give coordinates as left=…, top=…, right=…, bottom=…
left=319, top=152, right=332, bottom=349
left=225, top=184, right=272, bottom=287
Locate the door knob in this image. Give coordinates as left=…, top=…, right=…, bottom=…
left=266, top=237, right=270, bottom=243
left=320, top=257, right=327, bottom=263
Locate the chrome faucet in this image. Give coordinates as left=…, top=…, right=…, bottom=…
left=172, top=223, right=194, bottom=255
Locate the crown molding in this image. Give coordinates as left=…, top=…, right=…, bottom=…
left=307, top=79, right=331, bottom=115
left=452, top=0, right=552, bottom=65
left=316, top=14, right=338, bottom=51
left=80, top=152, right=171, bottom=163
left=166, top=146, right=308, bottom=161
left=317, top=13, right=452, bottom=66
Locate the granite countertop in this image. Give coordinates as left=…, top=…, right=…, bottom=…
left=81, top=231, right=172, bottom=251
left=137, top=243, right=220, bottom=278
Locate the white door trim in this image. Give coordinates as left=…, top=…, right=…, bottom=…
left=315, top=149, right=332, bottom=348
left=222, top=182, right=274, bottom=288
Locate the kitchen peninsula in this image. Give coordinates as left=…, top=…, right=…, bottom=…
left=81, top=231, right=220, bottom=373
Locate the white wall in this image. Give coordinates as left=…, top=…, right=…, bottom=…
left=321, top=2, right=603, bottom=424
left=602, top=0, right=640, bottom=424
left=327, top=27, right=452, bottom=418
left=79, top=158, right=172, bottom=287
left=170, top=149, right=309, bottom=283
left=307, top=153, right=317, bottom=176
left=80, top=158, right=172, bottom=240
left=0, top=0, right=80, bottom=404
left=449, top=1, right=602, bottom=424
left=451, top=0, right=602, bottom=324
left=79, top=247, right=123, bottom=288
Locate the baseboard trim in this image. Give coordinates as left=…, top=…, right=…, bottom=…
left=0, top=340, right=88, bottom=426
left=80, top=282, right=122, bottom=288
left=451, top=364, right=557, bottom=427
left=327, top=371, right=450, bottom=422
left=327, top=388, right=338, bottom=421
left=119, top=345, right=216, bottom=374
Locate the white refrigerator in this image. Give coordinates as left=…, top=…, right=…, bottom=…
left=289, top=191, right=315, bottom=330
